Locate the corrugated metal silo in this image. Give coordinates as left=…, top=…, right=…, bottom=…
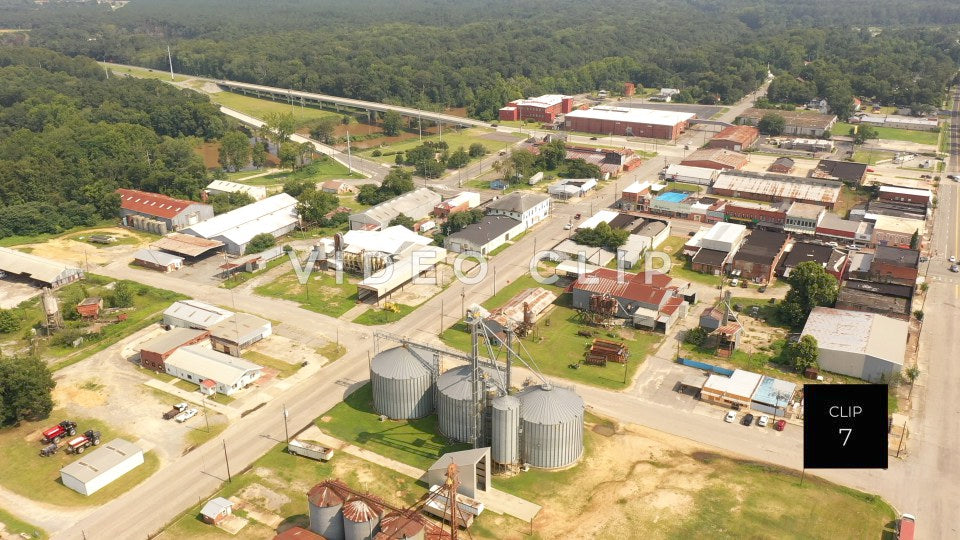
left=370, top=345, right=434, bottom=419
left=378, top=511, right=425, bottom=540
left=436, top=365, right=479, bottom=443
left=517, top=384, right=584, bottom=469
left=343, top=498, right=382, bottom=540
left=490, top=394, right=521, bottom=466
left=308, top=484, right=345, bottom=540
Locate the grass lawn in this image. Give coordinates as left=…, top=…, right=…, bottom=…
left=361, top=128, right=517, bottom=164
left=0, top=411, right=160, bottom=506
left=851, top=149, right=895, bottom=165
left=242, top=350, right=301, bottom=379
left=665, top=181, right=706, bottom=193
left=210, top=91, right=339, bottom=130
left=240, top=157, right=364, bottom=187
left=656, top=235, right=722, bottom=287
left=104, top=64, right=190, bottom=82
left=352, top=303, right=415, bottom=325
left=67, top=231, right=146, bottom=248
left=0, top=220, right=117, bottom=247
left=438, top=276, right=662, bottom=390
left=173, top=379, right=199, bottom=392
left=0, top=507, right=46, bottom=539
left=835, top=122, right=939, bottom=146
left=254, top=269, right=358, bottom=318
left=835, top=184, right=874, bottom=218
left=317, top=342, right=346, bottom=361
left=220, top=256, right=288, bottom=289
left=317, top=383, right=471, bottom=470
left=184, top=419, right=229, bottom=449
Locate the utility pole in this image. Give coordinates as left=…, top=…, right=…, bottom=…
left=346, top=129, right=353, bottom=173
left=282, top=404, right=290, bottom=443
left=492, top=266, right=497, bottom=296
left=439, top=298, right=444, bottom=335
left=461, top=287, right=466, bottom=318
left=166, top=45, right=174, bottom=81
left=222, top=440, right=232, bottom=482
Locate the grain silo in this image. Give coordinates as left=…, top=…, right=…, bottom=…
left=517, top=384, right=584, bottom=469
left=343, top=498, right=382, bottom=540
left=370, top=345, right=435, bottom=419
left=308, top=483, right=345, bottom=540
left=377, top=511, right=425, bottom=540
left=436, top=365, right=484, bottom=444
left=490, top=394, right=521, bottom=467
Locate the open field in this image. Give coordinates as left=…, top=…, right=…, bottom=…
left=0, top=220, right=117, bottom=248
left=317, top=342, right=346, bottom=361
left=316, top=389, right=896, bottom=539
left=352, top=303, right=415, bottom=325
left=361, top=128, right=521, bottom=164
left=241, top=350, right=301, bottom=379
left=239, top=157, right=364, bottom=187
left=0, top=507, right=46, bottom=539
left=439, top=275, right=662, bottom=390
left=210, top=91, right=339, bottom=130
left=0, top=411, right=160, bottom=507
left=67, top=230, right=148, bottom=248
left=835, top=122, right=939, bottom=145
left=0, top=274, right=186, bottom=371
left=105, top=64, right=191, bottom=82
left=835, top=184, right=874, bottom=217
left=852, top=149, right=895, bottom=165
left=253, top=269, right=358, bottom=318
left=657, top=235, right=723, bottom=287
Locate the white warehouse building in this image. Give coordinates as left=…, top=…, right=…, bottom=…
left=163, top=300, right=234, bottom=330
left=801, top=307, right=908, bottom=381
left=60, top=439, right=144, bottom=496
left=164, top=345, right=263, bottom=395
left=182, top=193, right=299, bottom=255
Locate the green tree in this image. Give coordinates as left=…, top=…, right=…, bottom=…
left=264, top=111, right=297, bottom=144
left=684, top=327, right=708, bottom=347
left=218, top=130, right=251, bottom=172
left=278, top=141, right=299, bottom=169
left=538, top=140, right=567, bottom=170
left=446, top=147, right=470, bottom=169
left=380, top=167, right=415, bottom=196
left=208, top=192, right=255, bottom=214
left=296, top=189, right=338, bottom=226
left=111, top=280, right=134, bottom=308
left=757, top=113, right=786, bottom=135
left=309, top=117, right=339, bottom=143
left=851, top=124, right=879, bottom=144
left=778, top=261, right=838, bottom=328
left=389, top=213, right=416, bottom=228
left=910, top=229, right=920, bottom=250
left=283, top=179, right=316, bottom=198
left=382, top=110, right=403, bottom=136
left=0, top=310, right=21, bottom=334
left=468, top=143, right=488, bottom=158
left=441, top=208, right=485, bottom=235
left=251, top=145, right=268, bottom=169
left=0, top=356, right=56, bottom=425
left=783, top=335, right=820, bottom=373
left=562, top=158, right=602, bottom=179
left=572, top=222, right=629, bottom=249
left=246, top=233, right=276, bottom=254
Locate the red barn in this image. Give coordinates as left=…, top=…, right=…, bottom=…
left=75, top=297, right=103, bottom=319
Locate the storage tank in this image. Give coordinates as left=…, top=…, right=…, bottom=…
left=517, top=384, right=584, bottom=469
left=436, top=365, right=480, bottom=443
left=343, top=498, right=382, bottom=540
left=490, top=394, right=521, bottom=466
left=378, top=511, right=425, bottom=540
left=370, top=346, right=434, bottom=420
left=308, top=483, right=345, bottom=540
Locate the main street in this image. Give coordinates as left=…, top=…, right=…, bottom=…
left=44, top=81, right=960, bottom=539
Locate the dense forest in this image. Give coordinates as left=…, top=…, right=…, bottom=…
left=1, top=0, right=957, bottom=120
left=0, top=47, right=227, bottom=237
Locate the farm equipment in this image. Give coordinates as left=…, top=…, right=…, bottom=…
left=39, top=443, right=58, bottom=457
left=163, top=402, right=189, bottom=420
left=65, top=430, right=101, bottom=454
left=41, top=420, right=77, bottom=444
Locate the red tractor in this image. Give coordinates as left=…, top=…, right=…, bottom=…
left=65, top=430, right=101, bottom=454
left=41, top=421, right=77, bottom=444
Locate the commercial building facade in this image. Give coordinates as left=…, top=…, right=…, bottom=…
left=164, top=345, right=263, bottom=395
left=680, top=149, right=748, bottom=171
left=706, top=125, right=759, bottom=151
left=486, top=193, right=551, bottom=228
left=564, top=106, right=694, bottom=140
left=499, top=94, right=573, bottom=123
left=349, top=188, right=441, bottom=231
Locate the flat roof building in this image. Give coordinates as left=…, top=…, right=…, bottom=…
left=139, top=327, right=210, bottom=372
left=164, top=344, right=263, bottom=395
left=737, top=108, right=837, bottom=137
left=60, top=439, right=144, bottom=496
left=208, top=313, right=273, bottom=356
left=444, top=216, right=525, bottom=256
left=680, top=148, right=748, bottom=171
left=117, top=188, right=213, bottom=235
left=813, top=159, right=869, bottom=185
left=499, top=94, right=573, bottom=123
left=801, top=307, right=908, bottom=381
left=564, top=106, right=694, bottom=140
left=486, top=192, right=551, bottom=228
left=707, top=125, right=760, bottom=152
left=661, top=164, right=719, bottom=186
left=0, top=247, right=84, bottom=289
left=731, top=230, right=789, bottom=283
left=163, top=300, right=234, bottom=330
left=712, top=171, right=841, bottom=208
left=182, top=194, right=298, bottom=255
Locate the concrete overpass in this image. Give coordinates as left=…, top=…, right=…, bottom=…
left=217, top=80, right=490, bottom=129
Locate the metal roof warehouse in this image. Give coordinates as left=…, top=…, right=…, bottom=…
left=0, top=247, right=84, bottom=288
left=182, top=193, right=299, bottom=255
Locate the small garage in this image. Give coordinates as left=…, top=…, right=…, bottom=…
left=59, top=439, right=144, bottom=496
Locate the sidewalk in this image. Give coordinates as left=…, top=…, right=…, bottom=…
left=298, top=426, right=541, bottom=522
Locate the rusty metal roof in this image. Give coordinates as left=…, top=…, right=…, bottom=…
left=307, top=484, right=343, bottom=508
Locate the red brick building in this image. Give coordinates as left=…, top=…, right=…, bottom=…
left=724, top=201, right=787, bottom=229
left=877, top=186, right=932, bottom=207
left=706, top=125, right=759, bottom=151
left=730, top=230, right=790, bottom=283
left=564, top=106, right=695, bottom=140
left=767, top=157, right=795, bottom=174
left=76, top=297, right=103, bottom=319
left=868, top=245, right=919, bottom=285
left=139, top=328, right=210, bottom=372
left=680, top=148, right=748, bottom=170
left=499, top=94, right=573, bottom=123
left=623, top=82, right=636, bottom=97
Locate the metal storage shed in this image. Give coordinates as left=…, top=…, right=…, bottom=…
left=59, top=439, right=144, bottom=496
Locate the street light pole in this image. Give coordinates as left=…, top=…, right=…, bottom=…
left=222, top=440, right=232, bottom=482
left=282, top=404, right=290, bottom=443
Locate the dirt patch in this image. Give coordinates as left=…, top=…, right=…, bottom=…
left=319, top=415, right=332, bottom=423
left=194, top=141, right=222, bottom=169
left=236, top=483, right=290, bottom=513
left=53, top=379, right=109, bottom=408
left=22, top=227, right=150, bottom=266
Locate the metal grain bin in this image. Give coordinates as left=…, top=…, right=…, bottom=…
left=517, top=384, right=584, bottom=469
left=308, top=484, right=345, bottom=540
left=436, top=365, right=477, bottom=443
left=378, top=511, right=425, bottom=540
left=343, top=498, right=382, bottom=540
left=370, top=346, right=434, bottom=420
left=490, top=394, right=521, bottom=466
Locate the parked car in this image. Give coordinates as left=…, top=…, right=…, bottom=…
left=724, top=411, right=737, bottom=423
left=950, top=255, right=957, bottom=263
left=564, top=223, right=572, bottom=230
left=774, top=419, right=786, bottom=431
left=898, top=513, right=916, bottom=540
left=741, top=413, right=755, bottom=426
left=175, top=408, right=199, bottom=423
left=951, top=265, right=959, bottom=273
left=947, top=174, right=957, bottom=180
left=749, top=306, right=760, bottom=317
left=919, top=256, right=929, bottom=263
left=574, top=213, right=582, bottom=220
left=730, top=278, right=739, bottom=287
left=757, top=415, right=769, bottom=427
